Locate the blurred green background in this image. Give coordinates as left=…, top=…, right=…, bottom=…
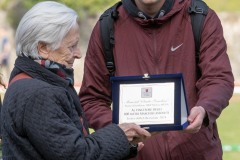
left=0, top=0, right=240, bottom=159
left=218, top=94, right=240, bottom=160
left=1, top=0, right=240, bottom=30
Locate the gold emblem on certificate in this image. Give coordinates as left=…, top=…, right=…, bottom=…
left=141, top=87, right=152, bottom=98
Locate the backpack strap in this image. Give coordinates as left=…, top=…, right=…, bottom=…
left=99, top=1, right=122, bottom=76
left=188, top=0, right=209, bottom=65
left=100, top=0, right=208, bottom=76
left=9, top=73, right=32, bottom=87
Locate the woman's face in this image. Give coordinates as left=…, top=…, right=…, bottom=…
left=39, top=24, right=81, bottom=68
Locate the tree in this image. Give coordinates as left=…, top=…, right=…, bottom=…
left=1, top=0, right=118, bottom=30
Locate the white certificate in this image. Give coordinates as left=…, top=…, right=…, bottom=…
left=111, top=73, right=189, bottom=132
left=119, top=82, right=175, bottom=125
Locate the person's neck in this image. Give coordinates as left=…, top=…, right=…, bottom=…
left=134, top=0, right=166, bottom=18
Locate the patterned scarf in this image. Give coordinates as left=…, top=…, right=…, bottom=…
left=35, top=59, right=74, bottom=85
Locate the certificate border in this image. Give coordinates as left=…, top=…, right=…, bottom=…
left=111, top=73, right=189, bottom=132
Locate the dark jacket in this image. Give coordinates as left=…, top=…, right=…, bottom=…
left=79, top=0, right=234, bottom=159
left=1, top=56, right=130, bottom=160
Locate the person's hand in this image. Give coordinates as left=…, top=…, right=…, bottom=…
left=118, top=123, right=151, bottom=142
left=137, top=142, right=144, bottom=151
left=184, top=106, right=206, bottom=133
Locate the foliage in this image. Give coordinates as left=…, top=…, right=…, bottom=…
left=0, top=0, right=9, bottom=10
left=1, top=0, right=119, bottom=30
left=22, top=0, right=118, bottom=17
left=2, top=0, right=240, bottom=30
left=4, top=0, right=27, bottom=31
left=204, top=0, right=240, bottom=12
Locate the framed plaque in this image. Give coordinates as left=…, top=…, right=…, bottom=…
left=110, top=73, right=189, bottom=132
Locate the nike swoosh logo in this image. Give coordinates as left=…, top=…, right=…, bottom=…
left=171, top=43, right=183, bottom=52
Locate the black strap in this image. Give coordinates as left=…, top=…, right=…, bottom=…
left=99, top=1, right=122, bottom=76
left=188, top=0, right=208, bottom=65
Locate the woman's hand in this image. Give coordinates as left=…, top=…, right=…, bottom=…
left=118, top=123, right=151, bottom=142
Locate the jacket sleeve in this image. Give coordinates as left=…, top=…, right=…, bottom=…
left=23, top=86, right=130, bottom=160
left=79, top=22, right=113, bottom=130
left=196, top=9, right=234, bottom=125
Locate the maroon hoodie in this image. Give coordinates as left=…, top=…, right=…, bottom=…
left=80, top=0, right=234, bottom=159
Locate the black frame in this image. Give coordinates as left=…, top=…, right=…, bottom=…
left=110, top=73, right=189, bottom=132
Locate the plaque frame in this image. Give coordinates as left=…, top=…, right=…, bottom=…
left=110, top=73, right=189, bottom=132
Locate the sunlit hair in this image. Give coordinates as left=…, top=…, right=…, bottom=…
left=15, top=1, right=79, bottom=59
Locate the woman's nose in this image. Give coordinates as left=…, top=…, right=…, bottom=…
left=74, top=49, right=81, bottom=59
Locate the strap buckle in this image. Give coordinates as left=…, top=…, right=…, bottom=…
left=188, top=6, right=204, bottom=14
left=106, top=62, right=115, bottom=74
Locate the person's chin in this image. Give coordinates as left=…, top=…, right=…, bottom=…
left=67, top=64, right=74, bottom=68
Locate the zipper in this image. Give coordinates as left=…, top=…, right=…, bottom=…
left=153, top=28, right=160, bottom=74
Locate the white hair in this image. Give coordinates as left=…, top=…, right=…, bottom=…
left=15, top=1, right=79, bottom=59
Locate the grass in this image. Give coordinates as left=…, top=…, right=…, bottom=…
left=217, top=94, right=240, bottom=160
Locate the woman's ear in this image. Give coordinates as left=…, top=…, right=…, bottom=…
left=38, top=42, right=49, bottom=59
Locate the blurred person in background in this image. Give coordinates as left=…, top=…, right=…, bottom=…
left=0, top=25, right=11, bottom=78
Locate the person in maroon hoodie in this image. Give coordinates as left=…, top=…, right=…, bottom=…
left=79, top=0, right=234, bottom=159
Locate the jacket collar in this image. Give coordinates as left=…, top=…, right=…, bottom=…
left=121, top=0, right=187, bottom=26
left=10, top=56, right=70, bottom=88
left=122, top=0, right=175, bottom=19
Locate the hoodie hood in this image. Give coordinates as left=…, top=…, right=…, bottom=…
left=121, top=0, right=189, bottom=26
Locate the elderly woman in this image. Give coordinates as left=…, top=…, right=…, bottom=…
left=1, top=1, right=150, bottom=160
